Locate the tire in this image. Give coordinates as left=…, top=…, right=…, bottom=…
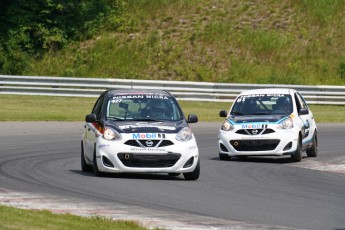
left=93, top=148, right=104, bottom=177
left=81, top=142, right=93, bottom=172
left=183, top=158, right=200, bottom=181
left=219, top=153, right=231, bottom=161
left=291, top=135, right=302, bottom=162
left=306, top=131, right=318, bottom=157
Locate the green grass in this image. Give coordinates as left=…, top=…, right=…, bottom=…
left=0, top=205, right=150, bottom=230
left=22, top=0, right=345, bottom=86
left=0, top=95, right=95, bottom=121
left=0, top=95, right=344, bottom=122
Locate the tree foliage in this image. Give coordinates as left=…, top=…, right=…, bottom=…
left=0, top=0, right=124, bottom=74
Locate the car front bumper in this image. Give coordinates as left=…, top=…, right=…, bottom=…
left=95, top=134, right=199, bottom=174
left=218, top=127, right=299, bottom=156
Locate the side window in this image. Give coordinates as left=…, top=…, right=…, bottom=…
left=296, top=93, right=308, bottom=109
left=92, top=93, right=105, bottom=119
left=295, top=92, right=309, bottom=115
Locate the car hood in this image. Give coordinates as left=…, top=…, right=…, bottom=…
left=104, top=120, right=187, bottom=133
left=229, top=114, right=289, bottom=124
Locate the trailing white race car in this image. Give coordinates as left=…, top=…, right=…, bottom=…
left=218, top=88, right=318, bottom=162
left=81, top=89, right=200, bottom=180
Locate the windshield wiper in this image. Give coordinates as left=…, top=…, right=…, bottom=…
left=107, top=116, right=124, bottom=121
left=253, top=112, right=271, bottom=115
left=231, top=111, right=244, bottom=116
left=135, top=118, right=163, bottom=121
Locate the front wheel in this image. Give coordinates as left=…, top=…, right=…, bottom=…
left=306, top=131, right=318, bottom=157
left=93, top=149, right=104, bottom=177
left=291, top=136, right=302, bottom=162
left=183, top=158, right=200, bottom=181
left=81, top=142, right=93, bottom=172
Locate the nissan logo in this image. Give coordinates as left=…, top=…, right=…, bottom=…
left=146, top=140, right=154, bottom=147
left=251, top=129, right=258, bottom=135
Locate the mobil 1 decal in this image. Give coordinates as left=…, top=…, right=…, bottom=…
left=132, top=133, right=166, bottom=139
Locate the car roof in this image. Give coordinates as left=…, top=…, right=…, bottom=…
left=239, top=88, right=295, bottom=96
left=106, top=89, right=172, bottom=96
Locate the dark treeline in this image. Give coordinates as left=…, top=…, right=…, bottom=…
left=0, top=0, right=124, bottom=74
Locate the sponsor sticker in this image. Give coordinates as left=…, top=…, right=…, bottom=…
left=99, top=144, right=110, bottom=148
left=130, top=148, right=166, bottom=152
left=241, top=124, right=266, bottom=129
left=132, top=133, right=166, bottom=139
left=112, top=95, right=169, bottom=100
left=238, top=94, right=285, bottom=102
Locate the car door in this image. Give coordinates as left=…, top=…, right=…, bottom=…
left=84, top=93, right=105, bottom=162
left=294, top=92, right=313, bottom=145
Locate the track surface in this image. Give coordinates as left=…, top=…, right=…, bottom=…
left=1, top=122, right=345, bottom=230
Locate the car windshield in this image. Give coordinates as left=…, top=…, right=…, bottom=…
left=230, top=94, right=293, bottom=116
left=106, top=93, right=183, bottom=121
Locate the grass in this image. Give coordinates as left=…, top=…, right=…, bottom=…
left=0, top=95, right=95, bottom=121
left=22, top=0, right=345, bottom=86
left=0, top=95, right=344, bottom=122
left=0, top=205, right=150, bottom=230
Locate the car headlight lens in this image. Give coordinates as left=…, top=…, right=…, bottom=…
left=176, top=127, right=193, bottom=142
left=221, top=120, right=234, bottom=131
left=103, top=127, right=122, bottom=140
left=277, top=118, right=294, bottom=129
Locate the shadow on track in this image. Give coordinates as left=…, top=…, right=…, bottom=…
left=209, top=155, right=308, bottom=164
left=70, top=169, right=187, bottom=181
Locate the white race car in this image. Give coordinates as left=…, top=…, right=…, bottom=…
left=81, top=89, right=200, bottom=180
left=218, top=88, right=318, bottom=162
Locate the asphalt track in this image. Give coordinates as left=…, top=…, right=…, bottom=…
left=1, top=122, right=345, bottom=230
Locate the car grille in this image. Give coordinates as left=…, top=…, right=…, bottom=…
left=236, top=129, right=275, bottom=135
left=124, top=139, right=174, bottom=148
left=118, top=153, right=181, bottom=168
left=230, top=139, right=280, bottom=151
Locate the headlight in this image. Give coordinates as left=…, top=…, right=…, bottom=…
left=176, top=127, right=193, bottom=142
left=277, top=118, right=294, bottom=129
left=103, top=127, right=122, bottom=140
left=221, top=120, right=234, bottom=131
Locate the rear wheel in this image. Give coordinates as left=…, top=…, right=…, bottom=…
left=183, top=158, right=200, bottom=181
left=291, top=136, right=302, bottom=162
left=81, top=142, right=93, bottom=172
left=306, top=131, right=318, bottom=157
left=219, top=153, right=231, bottom=161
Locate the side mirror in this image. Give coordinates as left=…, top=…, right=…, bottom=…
left=298, top=108, right=309, bottom=115
left=85, top=114, right=97, bottom=123
left=187, top=114, right=198, bottom=123
left=219, top=110, right=228, bottom=117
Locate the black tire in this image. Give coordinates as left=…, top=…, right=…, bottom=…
left=168, top=173, right=180, bottom=177
left=81, top=142, right=93, bottom=172
left=183, top=158, right=200, bottom=181
left=219, top=153, right=231, bottom=161
left=291, top=135, right=302, bottom=162
left=93, top=148, right=104, bottom=177
left=306, top=131, right=318, bottom=157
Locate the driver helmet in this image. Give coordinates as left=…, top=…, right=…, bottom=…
left=276, top=97, right=291, bottom=112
